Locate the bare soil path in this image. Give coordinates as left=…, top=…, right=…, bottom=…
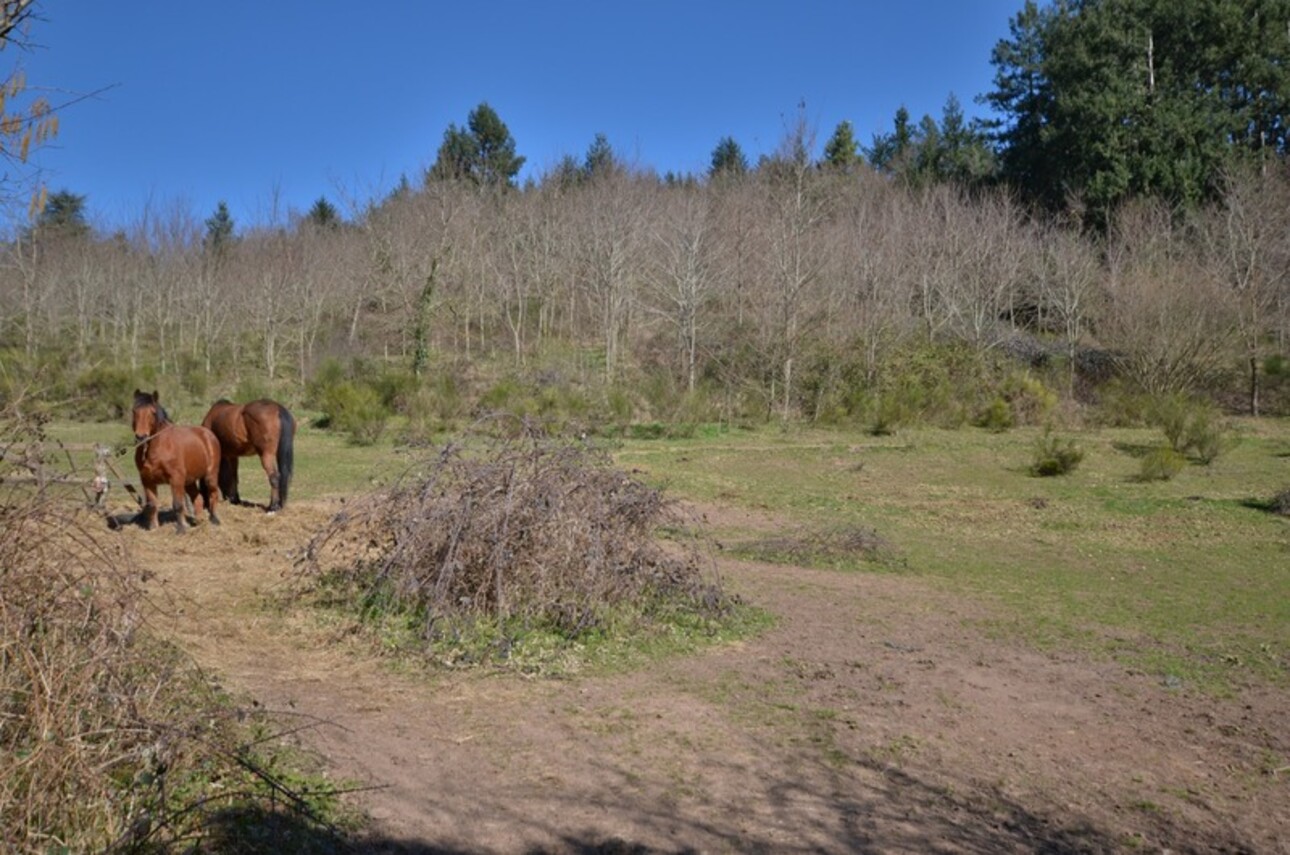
left=122, top=500, right=1288, bottom=854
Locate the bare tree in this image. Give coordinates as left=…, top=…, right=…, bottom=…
left=645, top=184, right=722, bottom=392
left=1036, top=222, right=1101, bottom=396
left=759, top=111, right=830, bottom=419
left=1103, top=200, right=1234, bottom=395
left=1198, top=167, right=1290, bottom=415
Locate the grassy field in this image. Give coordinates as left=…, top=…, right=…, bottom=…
left=613, top=420, right=1290, bottom=692
left=44, top=414, right=1290, bottom=692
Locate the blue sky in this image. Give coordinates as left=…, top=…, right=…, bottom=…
left=18, top=1, right=1023, bottom=232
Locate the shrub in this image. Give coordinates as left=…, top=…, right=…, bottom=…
left=1147, top=393, right=1227, bottom=464
left=72, top=364, right=136, bottom=421
left=975, top=396, right=1014, bottom=433
left=1001, top=372, right=1058, bottom=425
left=1138, top=446, right=1186, bottom=481
left=320, top=381, right=388, bottom=445
left=1029, top=428, right=1085, bottom=477
left=295, top=427, right=734, bottom=670
left=866, top=392, right=905, bottom=436
left=1272, top=488, right=1290, bottom=517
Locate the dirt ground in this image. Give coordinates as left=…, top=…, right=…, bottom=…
left=118, top=498, right=1288, bottom=854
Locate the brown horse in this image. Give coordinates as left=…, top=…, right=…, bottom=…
left=202, top=398, right=296, bottom=512
left=131, top=390, right=222, bottom=533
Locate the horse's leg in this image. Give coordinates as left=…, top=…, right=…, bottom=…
left=186, top=483, right=202, bottom=525
left=260, top=449, right=281, bottom=512
left=218, top=454, right=237, bottom=504
left=204, top=467, right=221, bottom=525
left=170, top=477, right=189, bottom=534
left=141, top=480, right=160, bottom=531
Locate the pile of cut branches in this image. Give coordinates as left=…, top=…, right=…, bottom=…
left=296, top=426, right=730, bottom=654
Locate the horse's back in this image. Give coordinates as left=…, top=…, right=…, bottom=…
left=203, top=400, right=250, bottom=453
left=177, top=425, right=221, bottom=481
left=242, top=399, right=287, bottom=450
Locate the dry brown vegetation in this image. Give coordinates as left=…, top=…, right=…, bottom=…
left=0, top=412, right=346, bottom=853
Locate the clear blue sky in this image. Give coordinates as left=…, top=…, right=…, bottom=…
left=18, top=1, right=1022, bottom=232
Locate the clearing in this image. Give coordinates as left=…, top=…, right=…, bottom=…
left=120, top=489, right=1287, bottom=854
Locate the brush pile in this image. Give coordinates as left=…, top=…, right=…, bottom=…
left=297, top=426, right=728, bottom=646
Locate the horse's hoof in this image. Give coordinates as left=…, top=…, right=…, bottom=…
left=210, top=515, right=222, bottom=526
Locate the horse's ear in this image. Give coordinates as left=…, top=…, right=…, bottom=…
left=152, top=390, right=159, bottom=401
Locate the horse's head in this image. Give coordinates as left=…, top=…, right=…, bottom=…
left=131, top=389, right=166, bottom=442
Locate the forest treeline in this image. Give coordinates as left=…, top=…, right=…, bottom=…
left=2, top=0, right=1289, bottom=434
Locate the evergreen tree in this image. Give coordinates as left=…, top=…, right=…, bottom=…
left=583, top=132, right=618, bottom=180
left=866, top=97, right=994, bottom=187
left=822, top=120, right=862, bottom=173
left=986, top=0, right=1290, bottom=222
left=865, top=106, right=913, bottom=173
left=306, top=195, right=341, bottom=229
left=709, top=136, right=749, bottom=179
left=34, top=189, right=89, bottom=239
left=427, top=102, right=525, bottom=188
left=204, top=200, right=235, bottom=254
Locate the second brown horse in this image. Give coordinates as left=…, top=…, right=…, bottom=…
left=202, top=398, right=296, bottom=512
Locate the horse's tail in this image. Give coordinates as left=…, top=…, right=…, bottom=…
left=277, top=404, right=296, bottom=507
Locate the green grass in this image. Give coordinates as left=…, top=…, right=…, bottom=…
left=44, top=416, right=1290, bottom=692
left=614, top=421, right=1290, bottom=692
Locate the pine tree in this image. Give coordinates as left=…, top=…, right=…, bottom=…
left=427, top=102, right=525, bottom=189
left=34, top=189, right=89, bottom=239
left=204, top=200, right=235, bottom=254
left=582, top=133, right=618, bottom=180
left=709, top=136, right=749, bottom=179
left=822, top=121, right=861, bottom=173
left=306, top=196, right=340, bottom=230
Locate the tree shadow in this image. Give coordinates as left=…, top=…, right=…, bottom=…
left=1110, top=441, right=1155, bottom=459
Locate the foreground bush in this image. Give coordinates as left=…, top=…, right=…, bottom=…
left=296, top=420, right=741, bottom=670
left=1029, top=428, right=1085, bottom=477
left=0, top=415, right=345, bottom=853
left=1148, top=393, right=1228, bottom=464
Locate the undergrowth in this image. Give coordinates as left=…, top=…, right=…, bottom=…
left=0, top=411, right=353, bottom=853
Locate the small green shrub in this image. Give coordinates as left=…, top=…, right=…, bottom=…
left=1001, top=372, right=1058, bottom=425
left=1138, top=446, right=1186, bottom=481
left=233, top=375, right=274, bottom=405
left=1092, top=380, right=1153, bottom=427
left=1147, top=393, right=1227, bottom=464
left=975, top=396, right=1014, bottom=433
left=865, top=391, right=912, bottom=436
left=320, top=381, right=388, bottom=445
left=1029, top=428, right=1085, bottom=477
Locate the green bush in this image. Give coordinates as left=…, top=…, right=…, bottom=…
left=1000, top=372, right=1058, bottom=426
left=975, top=396, right=1014, bottom=433
left=1147, top=393, right=1227, bottom=464
left=73, top=365, right=136, bottom=421
left=1138, top=446, right=1186, bottom=481
left=1029, top=428, right=1085, bottom=477
left=320, top=381, right=388, bottom=445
